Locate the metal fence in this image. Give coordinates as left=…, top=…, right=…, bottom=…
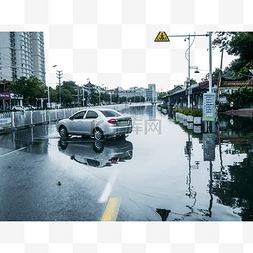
left=0, top=104, right=131, bottom=132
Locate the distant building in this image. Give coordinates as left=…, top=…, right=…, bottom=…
left=145, top=88, right=153, bottom=101
left=174, top=85, right=184, bottom=89
left=148, top=84, right=157, bottom=102
left=0, top=32, right=46, bottom=83
left=83, top=80, right=97, bottom=94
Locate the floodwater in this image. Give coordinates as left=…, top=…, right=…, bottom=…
left=0, top=104, right=253, bottom=221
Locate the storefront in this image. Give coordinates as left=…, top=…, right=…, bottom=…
left=0, top=92, right=24, bottom=111
left=0, top=92, right=10, bottom=110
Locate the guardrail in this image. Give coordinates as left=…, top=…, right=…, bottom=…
left=0, top=104, right=135, bottom=133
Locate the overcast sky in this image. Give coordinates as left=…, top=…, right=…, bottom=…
left=45, top=30, right=236, bottom=93
left=37, top=1, right=239, bottom=93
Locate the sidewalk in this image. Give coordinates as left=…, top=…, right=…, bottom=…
left=220, top=108, right=253, bottom=117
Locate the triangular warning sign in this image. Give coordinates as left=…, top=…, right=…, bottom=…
left=154, top=31, right=169, bottom=42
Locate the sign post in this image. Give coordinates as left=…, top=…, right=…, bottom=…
left=203, top=93, right=216, bottom=121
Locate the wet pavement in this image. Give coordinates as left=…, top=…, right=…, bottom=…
left=0, top=104, right=253, bottom=221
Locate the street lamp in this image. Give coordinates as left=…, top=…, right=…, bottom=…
left=164, top=32, right=213, bottom=107
left=190, top=66, right=200, bottom=73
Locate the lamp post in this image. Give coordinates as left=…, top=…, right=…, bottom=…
left=156, top=32, right=213, bottom=107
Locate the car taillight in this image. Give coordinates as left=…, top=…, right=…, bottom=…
left=108, top=119, right=117, bottom=124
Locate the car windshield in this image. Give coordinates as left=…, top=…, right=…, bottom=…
left=100, top=110, right=121, bottom=117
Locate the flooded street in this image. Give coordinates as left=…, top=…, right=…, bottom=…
left=0, top=104, right=253, bottom=221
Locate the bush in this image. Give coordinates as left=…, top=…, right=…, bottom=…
left=161, top=104, right=168, bottom=109
left=173, top=108, right=202, bottom=117
left=182, top=108, right=192, bottom=115
left=218, top=103, right=230, bottom=112
left=191, top=109, right=202, bottom=117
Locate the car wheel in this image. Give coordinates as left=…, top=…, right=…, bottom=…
left=94, top=128, right=104, bottom=140
left=59, top=126, right=68, bottom=137
left=93, top=141, right=104, bottom=153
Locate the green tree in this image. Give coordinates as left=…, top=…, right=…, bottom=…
left=112, top=94, right=119, bottom=103
left=9, top=75, right=47, bottom=104
left=120, top=96, right=127, bottom=103
left=62, top=81, right=77, bottom=94
left=49, top=87, right=58, bottom=102
left=223, top=86, right=253, bottom=109
left=158, top=92, right=167, bottom=100
left=90, top=91, right=99, bottom=104
left=61, top=88, right=73, bottom=106
left=100, top=92, right=110, bottom=103
left=213, top=32, right=253, bottom=79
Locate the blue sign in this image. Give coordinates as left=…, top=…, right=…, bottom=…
left=203, top=93, right=216, bottom=121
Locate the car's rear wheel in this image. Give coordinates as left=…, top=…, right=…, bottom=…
left=94, top=128, right=103, bottom=140
left=59, top=126, right=68, bottom=137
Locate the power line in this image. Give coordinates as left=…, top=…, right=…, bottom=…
left=56, top=70, right=63, bottom=104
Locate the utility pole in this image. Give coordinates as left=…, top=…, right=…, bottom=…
left=56, top=70, right=63, bottom=105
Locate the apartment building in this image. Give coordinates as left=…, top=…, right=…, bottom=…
left=0, top=32, right=45, bottom=83
left=148, top=84, right=157, bottom=103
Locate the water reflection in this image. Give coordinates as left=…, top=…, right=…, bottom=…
left=119, top=104, right=157, bottom=120
left=58, top=137, right=133, bottom=168
left=0, top=125, right=49, bottom=154
left=175, top=114, right=253, bottom=220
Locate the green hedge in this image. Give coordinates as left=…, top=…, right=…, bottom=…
left=174, top=108, right=202, bottom=117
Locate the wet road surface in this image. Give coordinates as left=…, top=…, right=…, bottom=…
left=0, top=105, right=253, bottom=221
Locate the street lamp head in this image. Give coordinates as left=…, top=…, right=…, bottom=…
left=194, top=70, right=200, bottom=73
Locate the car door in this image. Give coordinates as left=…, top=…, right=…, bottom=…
left=68, top=111, right=86, bottom=134
left=82, top=110, right=99, bottom=135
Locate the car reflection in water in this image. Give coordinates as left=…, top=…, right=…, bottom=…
left=58, top=137, right=133, bottom=168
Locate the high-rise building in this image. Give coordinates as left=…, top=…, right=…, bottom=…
left=0, top=32, right=45, bottom=83
left=148, top=83, right=157, bottom=102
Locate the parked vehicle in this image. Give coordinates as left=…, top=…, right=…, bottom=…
left=57, top=108, right=132, bottom=140
left=24, top=104, right=37, bottom=110
left=12, top=105, right=26, bottom=112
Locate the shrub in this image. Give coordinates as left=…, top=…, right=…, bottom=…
left=182, top=108, right=192, bottom=115
left=218, top=103, right=230, bottom=112
left=173, top=108, right=202, bottom=117
left=161, top=104, right=168, bottom=109
left=191, top=109, right=202, bottom=117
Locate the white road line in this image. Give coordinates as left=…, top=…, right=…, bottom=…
left=0, top=147, right=27, bottom=158
left=98, top=168, right=119, bottom=203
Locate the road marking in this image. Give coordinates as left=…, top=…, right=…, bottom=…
left=0, top=147, right=26, bottom=158
left=101, top=197, right=122, bottom=221
left=98, top=168, right=119, bottom=203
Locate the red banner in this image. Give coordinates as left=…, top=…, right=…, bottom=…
left=0, top=92, right=10, bottom=100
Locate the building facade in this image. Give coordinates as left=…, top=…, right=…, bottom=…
left=148, top=84, right=157, bottom=102
left=0, top=32, right=46, bottom=83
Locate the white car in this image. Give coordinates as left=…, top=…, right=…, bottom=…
left=57, top=108, right=132, bottom=140
left=12, top=105, right=26, bottom=111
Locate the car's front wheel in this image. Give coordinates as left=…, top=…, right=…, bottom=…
left=93, top=128, right=104, bottom=140
left=59, top=126, right=68, bottom=137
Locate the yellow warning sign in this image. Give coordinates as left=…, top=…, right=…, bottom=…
left=154, top=31, right=169, bottom=42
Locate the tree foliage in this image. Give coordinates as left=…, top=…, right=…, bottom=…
left=158, top=92, right=167, bottom=100
left=222, top=86, right=253, bottom=109
left=213, top=32, right=253, bottom=79
left=9, top=75, right=47, bottom=104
